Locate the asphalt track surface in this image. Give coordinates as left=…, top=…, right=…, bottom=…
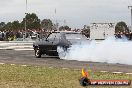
left=0, top=50, right=132, bottom=73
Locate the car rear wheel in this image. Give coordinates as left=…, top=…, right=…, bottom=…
left=35, top=49, right=41, bottom=58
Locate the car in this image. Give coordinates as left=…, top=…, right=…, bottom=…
left=31, top=32, right=39, bottom=40
left=33, top=31, right=88, bottom=58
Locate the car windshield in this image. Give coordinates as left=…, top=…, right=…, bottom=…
left=47, top=32, right=87, bottom=40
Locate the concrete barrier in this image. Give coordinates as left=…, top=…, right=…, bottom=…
left=0, top=41, right=34, bottom=50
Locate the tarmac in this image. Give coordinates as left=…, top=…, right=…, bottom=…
left=0, top=41, right=132, bottom=74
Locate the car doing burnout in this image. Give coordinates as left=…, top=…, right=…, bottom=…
left=33, top=31, right=88, bottom=58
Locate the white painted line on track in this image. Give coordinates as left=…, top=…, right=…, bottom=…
left=0, top=63, right=5, bottom=65
left=49, top=67, right=53, bottom=69
left=21, top=65, right=27, bottom=67
left=100, top=71, right=108, bottom=73
left=35, top=66, right=39, bottom=67
left=0, top=48, right=13, bottom=50
left=126, top=73, right=132, bottom=75
left=0, top=48, right=5, bottom=50
left=62, top=68, right=69, bottom=70
left=14, top=49, right=34, bottom=51
left=11, top=64, right=15, bottom=66
left=112, top=72, right=123, bottom=74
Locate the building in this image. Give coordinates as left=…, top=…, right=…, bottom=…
left=128, top=26, right=132, bottom=31
left=90, top=23, right=115, bottom=40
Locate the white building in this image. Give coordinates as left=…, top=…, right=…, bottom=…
left=128, top=26, right=132, bottom=31
left=90, top=23, right=115, bottom=40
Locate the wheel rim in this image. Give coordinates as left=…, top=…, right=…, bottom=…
left=36, top=50, right=39, bottom=56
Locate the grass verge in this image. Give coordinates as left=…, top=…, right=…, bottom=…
left=0, top=64, right=131, bottom=88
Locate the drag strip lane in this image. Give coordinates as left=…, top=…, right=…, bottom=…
left=0, top=50, right=132, bottom=73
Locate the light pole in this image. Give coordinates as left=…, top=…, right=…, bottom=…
left=128, top=6, right=132, bottom=30
left=54, top=8, right=58, bottom=31
left=24, top=0, right=27, bottom=40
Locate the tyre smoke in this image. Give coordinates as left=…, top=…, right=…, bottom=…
left=58, top=37, right=132, bottom=65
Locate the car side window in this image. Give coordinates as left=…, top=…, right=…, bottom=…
left=48, top=33, right=60, bottom=39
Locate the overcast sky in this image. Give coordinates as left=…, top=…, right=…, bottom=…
left=0, top=0, right=132, bottom=28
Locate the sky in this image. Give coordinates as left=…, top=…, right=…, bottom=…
left=0, top=0, right=132, bottom=29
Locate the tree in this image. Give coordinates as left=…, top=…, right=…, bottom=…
left=11, top=21, right=21, bottom=30
left=4, top=22, right=12, bottom=30
left=81, top=25, right=90, bottom=38
left=115, top=21, right=129, bottom=33
left=64, top=25, right=71, bottom=31
left=41, top=19, right=53, bottom=31
left=59, top=26, right=64, bottom=31
left=3, top=21, right=21, bottom=31
left=21, top=13, right=41, bottom=30
left=0, top=22, right=6, bottom=31
left=59, top=25, right=71, bottom=31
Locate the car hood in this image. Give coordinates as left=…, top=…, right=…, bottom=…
left=68, top=39, right=90, bottom=45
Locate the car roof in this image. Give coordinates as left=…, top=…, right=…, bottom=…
left=52, top=31, right=81, bottom=34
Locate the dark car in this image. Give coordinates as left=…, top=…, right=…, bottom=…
left=33, top=31, right=88, bottom=58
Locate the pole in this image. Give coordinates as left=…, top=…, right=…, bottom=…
left=24, top=0, right=27, bottom=39
left=131, top=8, right=132, bottom=29
left=55, top=8, right=58, bottom=30
left=64, top=19, right=66, bottom=26
left=128, top=6, right=132, bottom=30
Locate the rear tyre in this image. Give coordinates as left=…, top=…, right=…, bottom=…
left=35, top=49, right=41, bottom=58
left=53, top=52, right=59, bottom=56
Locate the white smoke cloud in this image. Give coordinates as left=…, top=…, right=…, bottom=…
left=58, top=37, right=132, bottom=65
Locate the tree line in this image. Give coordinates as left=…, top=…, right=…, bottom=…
left=0, top=13, right=71, bottom=31
left=0, top=12, right=131, bottom=38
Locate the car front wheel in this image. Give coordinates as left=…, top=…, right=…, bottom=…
left=35, top=49, right=41, bottom=58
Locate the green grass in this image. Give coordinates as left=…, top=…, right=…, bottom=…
left=0, top=64, right=131, bottom=88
